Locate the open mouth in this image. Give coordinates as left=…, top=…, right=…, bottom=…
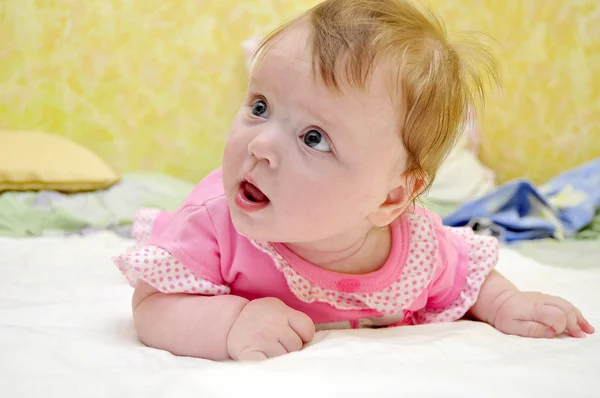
left=240, top=180, right=269, bottom=203
left=235, top=180, right=270, bottom=212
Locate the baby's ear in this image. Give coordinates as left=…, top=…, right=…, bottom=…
left=368, top=173, right=427, bottom=227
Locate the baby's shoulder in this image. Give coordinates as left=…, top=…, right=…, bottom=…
left=150, top=168, right=232, bottom=245
left=180, top=168, right=227, bottom=209
left=395, top=205, right=499, bottom=265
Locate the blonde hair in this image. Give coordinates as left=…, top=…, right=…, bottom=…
left=256, top=0, right=498, bottom=190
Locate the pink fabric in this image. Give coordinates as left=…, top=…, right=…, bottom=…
left=113, top=168, right=499, bottom=327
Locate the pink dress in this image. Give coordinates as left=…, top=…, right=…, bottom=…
left=113, top=168, right=499, bottom=329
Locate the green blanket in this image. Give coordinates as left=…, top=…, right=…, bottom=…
left=0, top=172, right=194, bottom=237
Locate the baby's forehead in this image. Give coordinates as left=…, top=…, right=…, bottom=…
left=258, top=22, right=313, bottom=67
left=260, top=22, right=402, bottom=104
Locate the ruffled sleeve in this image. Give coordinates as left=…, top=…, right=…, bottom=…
left=412, top=225, right=499, bottom=324
left=112, top=206, right=230, bottom=296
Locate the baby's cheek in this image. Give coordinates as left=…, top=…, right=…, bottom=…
left=283, top=191, right=334, bottom=224
left=223, top=128, right=248, bottom=163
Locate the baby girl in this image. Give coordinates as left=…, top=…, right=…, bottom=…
left=114, top=0, right=594, bottom=361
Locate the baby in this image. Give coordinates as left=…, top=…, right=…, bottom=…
left=114, top=0, right=594, bottom=361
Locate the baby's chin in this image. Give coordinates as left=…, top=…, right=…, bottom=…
left=228, top=213, right=308, bottom=243
left=228, top=209, right=272, bottom=242
left=227, top=197, right=340, bottom=243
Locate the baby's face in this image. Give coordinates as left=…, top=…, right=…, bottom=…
left=223, top=23, right=406, bottom=243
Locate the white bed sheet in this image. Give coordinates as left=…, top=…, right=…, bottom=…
left=1, top=232, right=599, bottom=398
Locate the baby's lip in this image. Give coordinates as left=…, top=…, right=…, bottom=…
left=243, top=173, right=258, bottom=187
left=235, top=173, right=270, bottom=212
left=241, top=173, right=270, bottom=201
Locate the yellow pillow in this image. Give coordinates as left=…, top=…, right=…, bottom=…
left=0, top=131, right=120, bottom=192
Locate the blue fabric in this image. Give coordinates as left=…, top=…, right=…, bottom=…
left=443, top=157, right=600, bottom=242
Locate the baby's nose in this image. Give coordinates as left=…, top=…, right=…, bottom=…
left=247, top=132, right=278, bottom=169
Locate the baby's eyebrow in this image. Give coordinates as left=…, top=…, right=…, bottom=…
left=249, top=76, right=260, bottom=86
left=301, top=100, right=341, bottom=131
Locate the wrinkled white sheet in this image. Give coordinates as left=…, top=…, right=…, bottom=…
left=1, top=232, right=599, bottom=398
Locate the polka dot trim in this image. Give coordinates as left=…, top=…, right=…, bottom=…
left=412, top=227, right=499, bottom=324
left=250, top=212, right=440, bottom=316
left=128, top=208, right=160, bottom=252
left=114, top=208, right=229, bottom=295
left=113, top=245, right=230, bottom=295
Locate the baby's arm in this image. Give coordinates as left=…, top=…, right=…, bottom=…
left=132, top=280, right=248, bottom=360
left=468, top=270, right=595, bottom=338
left=467, top=270, right=516, bottom=325
left=131, top=281, right=315, bottom=360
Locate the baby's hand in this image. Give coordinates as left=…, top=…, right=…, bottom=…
left=492, top=291, right=595, bottom=338
left=227, top=297, right=315, bottom=360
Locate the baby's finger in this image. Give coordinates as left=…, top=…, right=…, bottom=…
left=238, top=350, right=268, bottom=361
left=564, top=309, right=584, bottom=338
left=531, top=304, right=566, bottom=335
left=288, top=311, right=316, bottom=343
left=513, top=320, right=556, bottom=339
left=580, top=318, right=595, bottom=335
left=573, top=308, right=595, bottom=335
left=260, top=341, right=288, bottom=358
left=544, top=297, right=584, bottom=337
left=278, top=328, right=304, bottom=353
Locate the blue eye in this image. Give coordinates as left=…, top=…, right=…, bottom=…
left=302, top=130, right=331, bottom=152
left=251, top=100, right=269, bottom=118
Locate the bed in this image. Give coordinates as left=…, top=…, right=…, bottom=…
left=1, top=231, right=599, bottom=397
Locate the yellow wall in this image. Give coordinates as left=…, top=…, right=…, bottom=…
left=1, top=0, right=598, bottom=184
left=428, top=0, right=600, bottom=183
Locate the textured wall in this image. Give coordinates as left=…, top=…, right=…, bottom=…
left=1, top=0, right=598, bottom=183
left=428, top=0, right=600, bottom=183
